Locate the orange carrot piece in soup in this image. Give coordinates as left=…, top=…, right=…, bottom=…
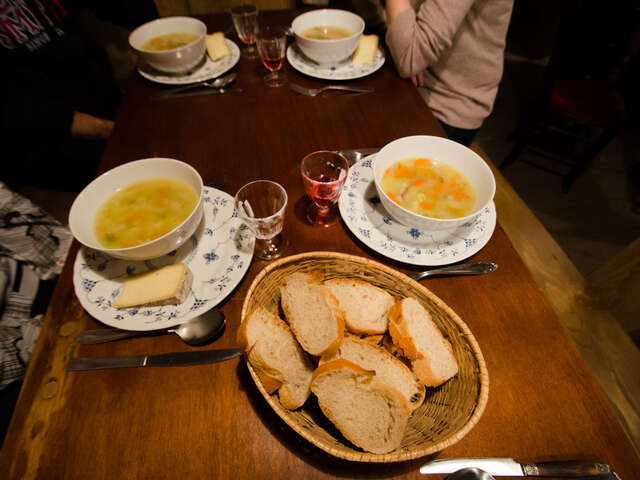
left=414, top=158, right=432, bottom=168
left=420, top=201, right=435, bottom=210
left=412, top=179, right=426, bottom=187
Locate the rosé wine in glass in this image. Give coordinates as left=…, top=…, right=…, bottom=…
left=256, top=25, right=287, bottom=87
left=231, top=4, right=259, bottom=59
left=301, top=151, right=349, bottom=227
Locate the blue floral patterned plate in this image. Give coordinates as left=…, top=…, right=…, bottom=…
left=338, top=156, right=497, bottom=266
left=73, top=187, right=254, bottom=331
left=286, top=44, right=385, bottom=81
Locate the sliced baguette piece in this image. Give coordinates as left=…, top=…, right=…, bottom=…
left=388, top=297, right=459, bottom=387
left=206, top=32, right=231, bottom=61
left=280, top=272, right=344, bottom=356
left=238, top=306, right=314, bottom=409
left=352, top=34, right=378, bottom=65
left=320, top=336, right=425, bottom=411
left=324, top=278, right=394, bottom=334
left=310, top=359, right=410, bottom=454
left=113, top=263, right=193, bottom=309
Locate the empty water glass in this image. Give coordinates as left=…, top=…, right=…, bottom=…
left=235, top=180, right=287, bottom=260
left=230, top=4, right=259, bottom=59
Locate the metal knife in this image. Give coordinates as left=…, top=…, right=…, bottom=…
left=67, top=348, right=242, bottom=371
left=419, top=458, right=611, bottom=477
left=156, top=87, right=243, bottom=99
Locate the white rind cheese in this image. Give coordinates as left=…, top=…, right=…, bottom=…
left=206, top=32, right=231, bottom=61
left=113, top=263, right=193, bottom=309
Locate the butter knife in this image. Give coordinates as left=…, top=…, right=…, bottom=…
left=67, top=348, right=242, bottom=371
left=156, top=87, right=243, bottom=99
left=420, top=458, right=611, bottom=477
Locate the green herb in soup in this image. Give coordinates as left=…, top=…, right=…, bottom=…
left=94, top=178, right=199, bottom=249
left=141, top=33, right=199, bottom=51
left=381, top=157, right=476, bottom=219
left=302, top=26, right=353, bottom=40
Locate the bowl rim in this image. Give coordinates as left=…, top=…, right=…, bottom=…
left=239, top=251, right=490, bottom=462
left=291, top=8, right=365, bottom=42
left=68, top=157, right=204, bottom=254
left=128, top=16, right=207, bottom=54
left=373, top=135, right=496, bottom=227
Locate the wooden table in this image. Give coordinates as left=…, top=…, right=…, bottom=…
left=2, top=10, right=639, bottom=480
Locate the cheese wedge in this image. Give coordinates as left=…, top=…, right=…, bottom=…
left=206, top=32, right=231, bottom=61
left=113, top=263, right=193, bottom=309
left=352, top=34, right=378, bottom=65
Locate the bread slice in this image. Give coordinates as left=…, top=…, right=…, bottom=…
left=324, top=278, right=394, bottom=334
left=113, top=263, right=193, bottom=309
left=237, top=306, right=314, bottom=409
left=310, top=359, right=410, bottom=454
left=320, top=336, right=425, bottom=411
left=280, top=272, right=344, bottom=356
left=352, top=34, right=378, bottom=65
left=206, top=32, right=231, bottom=61
left=388, top=297, right=459, bottom=387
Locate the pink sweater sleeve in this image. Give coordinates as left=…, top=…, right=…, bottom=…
left=385, top=0, right=476, bottom=78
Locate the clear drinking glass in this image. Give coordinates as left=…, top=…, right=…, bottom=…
left=230, top=4, right=259, bottom=59
left=234, top=180, right=288, bottom=260
left=256, top=25, right=287, bottom=87
left=301, top=151, right=349, bottom=227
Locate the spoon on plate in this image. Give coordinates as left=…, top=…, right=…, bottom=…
left=155, top=72, right=237, bottom=98
left=407, top=261, right=498, bottom=281
left=75, top=308, right=226, bottom=346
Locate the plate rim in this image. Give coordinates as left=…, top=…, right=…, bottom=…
left=338, top=156, right=497, bottom=266
left=72, top=186, right=253, bottom=331
left=137, top=39, right=240, bottom=85
left=286, top=44, right=385, bottom=81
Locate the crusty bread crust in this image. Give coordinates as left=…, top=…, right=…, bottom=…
left=311, top=359, right=410, bottom=454
left=388, top=298, right=459, bottom=387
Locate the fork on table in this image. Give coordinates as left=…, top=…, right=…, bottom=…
left=289, top=83, right=374, bottom=96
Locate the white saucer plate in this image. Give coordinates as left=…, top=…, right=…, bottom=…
left=138, top=39, right=240, bottom=85
left=338, top=156, right=497, bottom=266
left=286, top=44, right=385, bottom=81
left=73, top=186, right=254, bottom=331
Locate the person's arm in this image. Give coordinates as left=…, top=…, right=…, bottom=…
left=385, top=0, right=475, bottom=80
left=70, top=111, right=114, bottom=140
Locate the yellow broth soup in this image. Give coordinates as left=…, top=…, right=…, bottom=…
left=94, top=178, right=199, bottom=249
left=381, top=157, right=476, bottom=219
left=301, top=26, right=353, bottom=40
left=142, top=32, right=200, bottom=51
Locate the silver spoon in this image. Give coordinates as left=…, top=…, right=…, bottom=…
left=155, top=72, right=237, bottom=98
left=407, top=261, right=498, bottom=281
left=75, top=308, right=226, bottom=346
left=447, top=468, right=495, bottom=480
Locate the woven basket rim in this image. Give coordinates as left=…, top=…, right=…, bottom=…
left=240, top=251, right=489, bottom=463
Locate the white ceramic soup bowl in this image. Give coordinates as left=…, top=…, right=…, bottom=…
left=373, top=136, right=496, bottom=231
left=291, top=9, right=364, bottom=65
left=128, top=16, right=206, bottom=73
left=68, top=158, right=204, bottom=261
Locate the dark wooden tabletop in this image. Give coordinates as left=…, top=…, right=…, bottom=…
left=2, top=9, right=639, bottom=480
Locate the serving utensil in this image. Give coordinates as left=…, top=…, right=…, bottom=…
left=420, top=458, right=612, bottom=477
left=67, top=347, right=242, bottom=371
left=289, top=82, right=374, bottom=96
left=75, top=308, right=225, bottom=346
left=155, top=72, right=237, bottom=98
left=407, top=261, right=497, bottom=281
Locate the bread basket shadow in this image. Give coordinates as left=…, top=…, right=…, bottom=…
left=239, top=251, right=489, bottom=463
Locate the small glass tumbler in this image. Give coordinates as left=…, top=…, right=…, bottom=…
left=301, top=151, right=350, bottom=227
left=235, top=180, right=288, bottom=260
left=256, top=25, right=287, bottom=87
left=230, top=4, right=259, bottom=59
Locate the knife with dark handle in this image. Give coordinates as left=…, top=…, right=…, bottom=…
left=155, top=87, right=243, bottom=99
left=67, top=348, right=242, bottom=371
left=420, top=458, right=611, bottom=477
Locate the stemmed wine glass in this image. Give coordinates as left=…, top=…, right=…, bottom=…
left=301, top=151, right=350, bottom=227
left=230, top=4, right=259, bottom=59
left=256, top=25, right=287, bottom=87
left=234, top=180, right=288, bottom=260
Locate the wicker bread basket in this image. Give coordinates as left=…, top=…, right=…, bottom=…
left=240, top=251, right=489, bottom=462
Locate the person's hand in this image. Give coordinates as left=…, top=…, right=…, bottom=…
left=411, top=72, right=425, bottom=87
left=71, top=111, right=114, bottom=140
